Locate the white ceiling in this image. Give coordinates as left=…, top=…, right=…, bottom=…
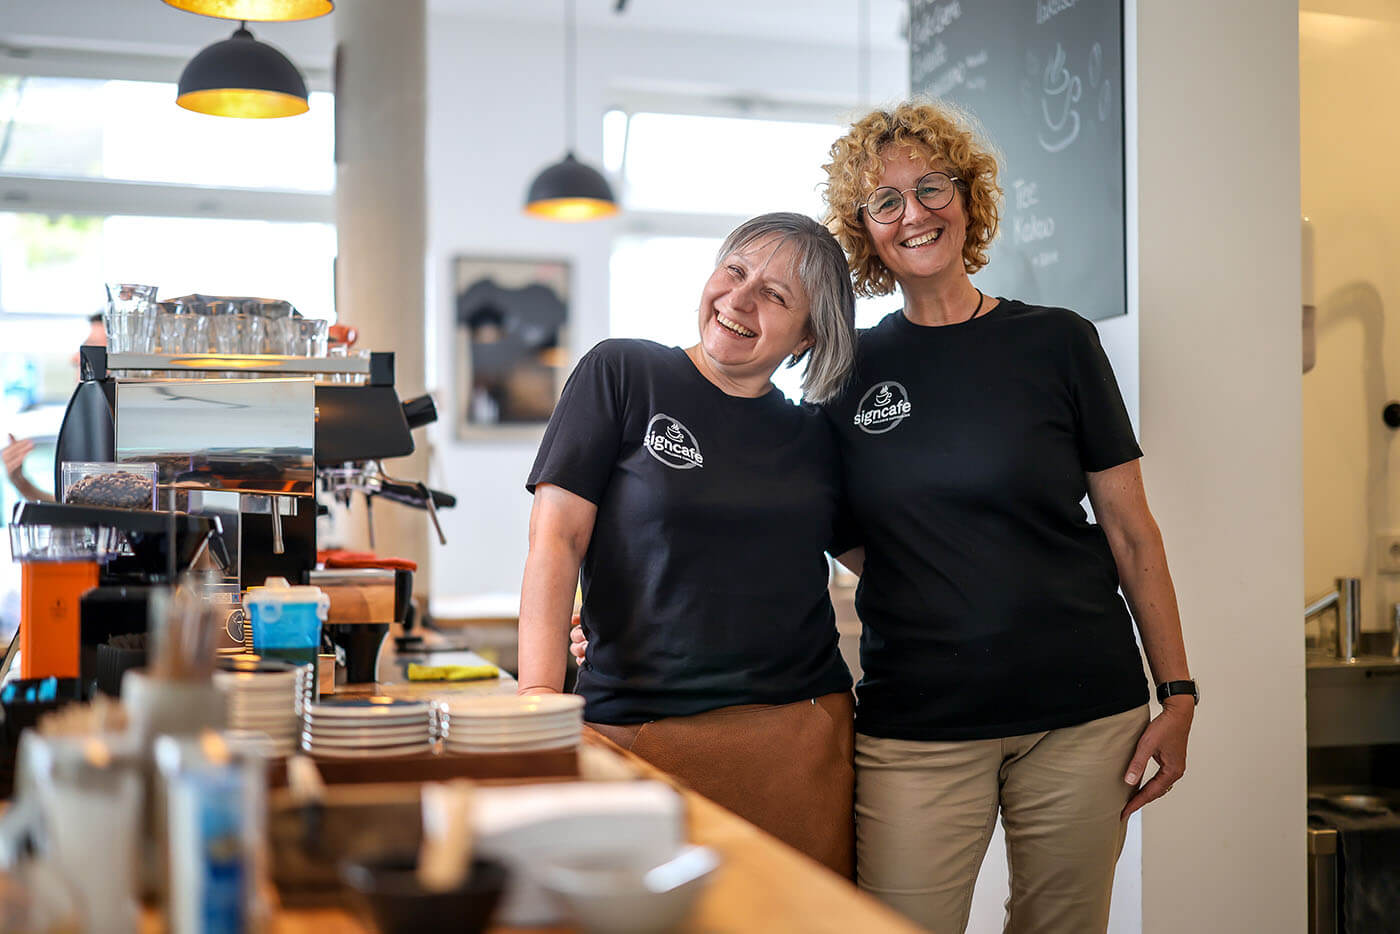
left=1, top=1, right=335, bottom=65
left=1, top=0, right=907, bottom=70
left=430, top=0, right=908, bottom=49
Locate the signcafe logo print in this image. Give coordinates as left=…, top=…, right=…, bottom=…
left=644, top=414, right=704, bottom=469
left=854, top=381, right=912, bottom=434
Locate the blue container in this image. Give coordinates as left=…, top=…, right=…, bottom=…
left=244, top=577, right=327, bottom=692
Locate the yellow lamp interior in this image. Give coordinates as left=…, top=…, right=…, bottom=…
left=164, top=0, right=333, bottom=21
left=176, top=88, right=309, bottom=119
left=524, top=197, right=620, bottom=222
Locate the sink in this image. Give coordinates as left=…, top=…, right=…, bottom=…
left=1307, top=654, right=1400, bottom=747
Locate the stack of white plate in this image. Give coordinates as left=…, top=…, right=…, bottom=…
left=301, top=697, right=434, bottom=759
left=437, top=694, right=584, bottom=754
left=213, top=657, right=302, bottom=757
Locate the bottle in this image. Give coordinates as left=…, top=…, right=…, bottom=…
left=154, top=731, right=269, bottom=934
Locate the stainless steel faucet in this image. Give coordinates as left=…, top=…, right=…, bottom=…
left=1305, top=577, right=1361, bottom=662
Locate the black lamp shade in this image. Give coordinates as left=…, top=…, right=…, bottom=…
left=176, top=27, right=309, bottom=119
left=163, top=0, right=332, bottom=21
left=524, top=153, right=619, bottom=221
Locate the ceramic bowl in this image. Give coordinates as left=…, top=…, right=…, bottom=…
left=340, top=853, right=508, bottom=934
left=535, top=844, right=720, bottom=934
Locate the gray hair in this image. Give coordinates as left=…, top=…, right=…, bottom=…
left=715, top=212, right=856, bottom=404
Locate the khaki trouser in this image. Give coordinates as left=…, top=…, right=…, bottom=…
left=588, top=690, right=856, bottom=878
left=855, top=705, right=1149, bottom=934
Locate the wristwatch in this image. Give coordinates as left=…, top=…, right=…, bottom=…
left=1156, top=679, right=1199, bottom=705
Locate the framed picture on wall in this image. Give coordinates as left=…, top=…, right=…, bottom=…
left=452, top=255, right=571, bottom=439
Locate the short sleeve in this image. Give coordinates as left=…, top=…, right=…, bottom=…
left=823, top=422, right=863, bottom=556
left=525, top=344, right=626, bottom=503
left=1066, top=316, right=1143, bottom=472
left=828, top=495, right=863, bottom=558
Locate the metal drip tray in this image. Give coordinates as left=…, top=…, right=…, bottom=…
left=1308, top=786, right=1400, bottom=818
left=1328, top=793, right=1390, bottom=811
left=1310, top=794, right=1392, bottom=817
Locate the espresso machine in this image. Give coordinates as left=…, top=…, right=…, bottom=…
left=55, top=346, right=450, bottom=575
left=41, top=344, right=452, bottom=685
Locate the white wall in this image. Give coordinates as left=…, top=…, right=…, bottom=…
left=423, top=14, right=906, bottom=600
left=423, top=11, right=1155, bottom=932
left=1136, top=0, right=1306, bottom=931
left=1299, top=10, right=1400, bottom=633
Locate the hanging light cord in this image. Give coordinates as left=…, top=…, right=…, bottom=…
left=857, top=0, right=870, bottom=108
left=565, top=0, right=577, bottom=151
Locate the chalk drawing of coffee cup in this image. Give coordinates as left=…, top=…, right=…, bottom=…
left=1039, top=42, right=1082, bottom=153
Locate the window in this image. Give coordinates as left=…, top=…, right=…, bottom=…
left=0, top=72, right=336, bottom=324
left=0, top=67, right=336, bottom=562
left=615, top=112, right=837, bottom=218
left=0, top=74, right=334, bottom=191
left=0, top=213, right=336, bottom=321
left=610, top=236, right=720, bottom=351
left=606, top=107, right=902, bottom=401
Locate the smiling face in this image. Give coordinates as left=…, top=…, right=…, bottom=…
left=695, top=235, right=814, bottom=386
left=862, top=145, right=970, bottom=291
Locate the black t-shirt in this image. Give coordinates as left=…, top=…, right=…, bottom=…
left=527, top=339, right=851, bottom=724
left=823, top=300, right=1149, bottom=741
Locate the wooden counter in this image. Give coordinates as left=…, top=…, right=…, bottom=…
left=138, top=652, right=922, bottom=933
left=140, top=730, right=922, bottom=933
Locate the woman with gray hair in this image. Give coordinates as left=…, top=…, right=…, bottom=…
left=518, top=212, right=859, bottom=875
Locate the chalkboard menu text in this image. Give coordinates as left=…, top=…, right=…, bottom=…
left=910, top=0, right=1126, bottom=321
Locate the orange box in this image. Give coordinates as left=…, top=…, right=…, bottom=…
left=20, top=560, right=99, bottom=679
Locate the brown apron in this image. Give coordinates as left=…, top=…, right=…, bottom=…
left=589, top=691, right=855, bottom=878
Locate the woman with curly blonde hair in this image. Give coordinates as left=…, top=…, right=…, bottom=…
left=819, top=99, right=1195, bottom=933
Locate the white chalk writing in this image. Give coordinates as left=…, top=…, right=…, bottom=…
left=1014, top=214, right=1056, bottom=244
left=1036, top=0, right=1077, bottom=25
left=911, top=0, right=962, bottom=46
left=911, top=40, right=949, bottom=87
left=929, top=64, right=967, bottom=97
left=1013, top=179, right=1040, bottom=210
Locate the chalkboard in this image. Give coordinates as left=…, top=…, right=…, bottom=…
left=910, top=0, right=1125, bottom=321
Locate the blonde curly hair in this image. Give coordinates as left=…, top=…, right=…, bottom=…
left=822, top=99, right=1003, bottom=297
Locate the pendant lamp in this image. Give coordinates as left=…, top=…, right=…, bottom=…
left=524, top=0, right=618, bottom=221
left=176, top=22, right=309, bottom=118
left=162, top=0, right=332, bottom=21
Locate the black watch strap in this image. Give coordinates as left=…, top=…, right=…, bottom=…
left=1157, top=679, right=1199, bottom=704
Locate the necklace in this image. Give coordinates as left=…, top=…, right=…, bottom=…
left=966, top=288, right=984, bottom=323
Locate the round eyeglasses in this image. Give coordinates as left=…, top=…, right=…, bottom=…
left=861, top=172, right=963, bottom=224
